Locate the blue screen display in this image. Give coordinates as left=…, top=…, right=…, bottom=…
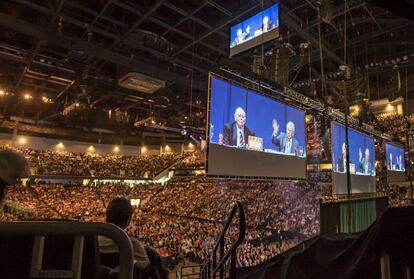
left=331, top=122, right=375, bottom=176
left=229, top=4, right=279, bottom=48
left=209, top=76, right=306, bottom=157
left=386, top=143, right=405, bottom=172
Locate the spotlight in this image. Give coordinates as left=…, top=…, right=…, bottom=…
left=113, top=146, right=120, bottom=153
left=0, top=90, right=4, bottom=96
left=18, top=137, right=27, bottom=145
left=24, top=94, right=32, bottom=100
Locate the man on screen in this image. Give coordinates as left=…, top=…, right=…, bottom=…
left=397, top=154, right=403, bottom=171
left=243, top=25, right=252, bottom=40
left=231, top=28, right=244, bottom=47
left=271, top=119, right=299, bottom=155
left=358, top=148, right=374, bottom=175
left=388, top=153, right=394, bottom=170
left=337, top=143, right=349, bottom=173
left=223, top=107, right=254, bottom=148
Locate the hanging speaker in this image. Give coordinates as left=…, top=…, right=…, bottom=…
left=320, top=0, right=333, bottom=24
left=270, top=46, right=289, bottom=86
left=395, top=68, right=401, bottom=93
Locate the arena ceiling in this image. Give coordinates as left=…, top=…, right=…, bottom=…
left=0, top=0, right=413, bottom=134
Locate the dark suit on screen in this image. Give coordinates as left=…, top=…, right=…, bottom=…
left=359, top=158, right=374, bottom=175
left=388, top=159, right=393, bottom=171
left=272, top=132, right=299, bottom=155
left=262, top=21, right=273, bottom=32
left=223, top=122, right=254, bottom=147
left=337, top=155, right=346, bottom=173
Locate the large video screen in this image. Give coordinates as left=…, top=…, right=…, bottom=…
left=229, top=4, right=279, bottom=57
left=331, top=122, right=376, bottom=194
left=386, top=143, right=406, bottom=182
left=207, top=75, right=306, bottom=178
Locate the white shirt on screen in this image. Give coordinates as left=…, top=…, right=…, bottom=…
left=285, top=139, right=292, bottom=154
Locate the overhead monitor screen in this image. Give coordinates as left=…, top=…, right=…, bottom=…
left=229, top=4, right=279, bottom=57
left=207, top=75, right=306, bottom=178
left=386, top=143, right=406, bottom=182
left=331, top=122, right=376, bottom=194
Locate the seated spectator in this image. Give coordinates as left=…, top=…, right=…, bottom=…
left=98, top=197, right=150, bottom=271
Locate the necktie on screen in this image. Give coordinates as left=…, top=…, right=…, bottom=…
left=239, top=130, right=244, bottom=147
left=285, top=139, right=291, bottom=154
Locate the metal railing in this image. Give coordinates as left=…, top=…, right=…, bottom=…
left=176, top=264, right=203, bottom=279
left=200, top=201, right=246, bottom=279
left=0, top=221, right=134, bottom=279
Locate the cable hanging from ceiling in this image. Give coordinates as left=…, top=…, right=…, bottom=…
left=317, top=4, right=326, bottom=98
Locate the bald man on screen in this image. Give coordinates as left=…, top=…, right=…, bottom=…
left=223, top=107, right=254, bottom=147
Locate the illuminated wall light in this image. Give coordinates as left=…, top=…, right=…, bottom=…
left=87, top=145, right=95, bottom=152
left=0, top=90, right=4, bottom=96
left=113, top=146, right=120, bottom=153
left=141, top=146, right=147, bottom=154
left=18, top=137, right=27, bottom=145
left=24, top=94, right=32, bottom=100
left=56, top=142, right=64, bottom=149
left=42, top=96, right=52, bottom=103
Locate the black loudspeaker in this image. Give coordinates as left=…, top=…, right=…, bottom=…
left=270, top=45, right=289, bottom=86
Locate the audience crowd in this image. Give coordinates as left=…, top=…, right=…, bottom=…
left=0, top=146, right=184, bottom=178
left=174, top=151, right=205, bottom=169
left=2, top=173, right=325, bottom=268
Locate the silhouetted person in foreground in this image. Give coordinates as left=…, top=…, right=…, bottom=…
left=98, top=197, right=150, bottom=271
left=0, top=149, right=30, bottom=202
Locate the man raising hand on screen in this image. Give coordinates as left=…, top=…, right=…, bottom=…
left=223, top=107, right=254, bottom=148
left=271, top=119, right=299, bottom=155
left=359, top=148, right=374, bottom=175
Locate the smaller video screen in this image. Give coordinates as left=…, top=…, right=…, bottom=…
left=229, top=4, right=279, bottom=57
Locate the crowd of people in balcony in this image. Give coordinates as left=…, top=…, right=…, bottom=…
left=0, top=146, right=184, bottom=178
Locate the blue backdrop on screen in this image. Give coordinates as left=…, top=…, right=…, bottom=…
left=331, top=122, right=375, bottom=176
left=229, top=4, right=279, bottom=48
left=386, top=143, right=405, bottom=171
left=209, top=76, right=306, bottom=156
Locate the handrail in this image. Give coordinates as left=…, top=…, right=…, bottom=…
left=200, top=200, right=246, bottom=279
left=0, top=221, right=134, bottom=279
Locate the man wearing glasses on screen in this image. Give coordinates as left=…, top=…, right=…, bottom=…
left=222, top=107, right=254, bottom=148
left=271, top=119, right=300, bottom=155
